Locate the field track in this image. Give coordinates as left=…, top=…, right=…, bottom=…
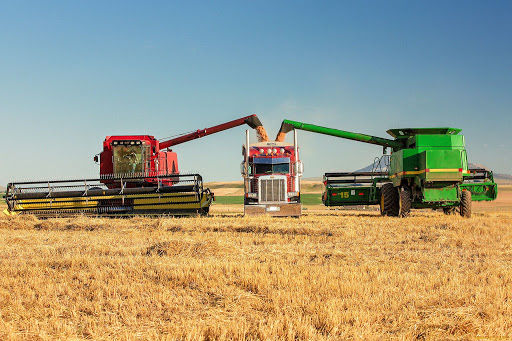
left=1, top=206, right=511, bottom=340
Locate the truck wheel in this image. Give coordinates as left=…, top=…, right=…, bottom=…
left=380, top=183, right=399, bottom=216
left=460, top=190, right=472, bottom=218
left=399, top=187, right=412, bottom=217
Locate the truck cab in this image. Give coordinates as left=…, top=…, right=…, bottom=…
left=241, top=130, right=303, bottom=216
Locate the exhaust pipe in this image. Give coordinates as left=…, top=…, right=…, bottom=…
left=294, top=129, right=300, bottom=192
left=244, top=129, right=250, bottom=193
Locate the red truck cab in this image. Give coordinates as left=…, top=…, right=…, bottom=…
left=242, top=130, right=303, bottom=216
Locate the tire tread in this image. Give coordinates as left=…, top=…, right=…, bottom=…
left=381, top=183, right=399, bottom=216
left=460, top=190, right=472, bottom=218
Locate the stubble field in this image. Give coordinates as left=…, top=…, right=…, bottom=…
left=0, top=189, right=511, bottom=340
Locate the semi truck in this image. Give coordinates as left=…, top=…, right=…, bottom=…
left=241, top=129, right=303, bottom=216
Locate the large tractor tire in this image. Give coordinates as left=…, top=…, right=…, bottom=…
left=460, top=190, right=472, bottom=218
left=398, top=187, right=412, bottom=217
left=380, top=183, right=399, bottom=216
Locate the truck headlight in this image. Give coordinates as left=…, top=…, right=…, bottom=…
left=247, top=193, right=258, bottom=199
left=287, top=192, right=299, bottom=197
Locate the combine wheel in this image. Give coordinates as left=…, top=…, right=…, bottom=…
left=460, top=190, right=472, bottom=218
left=380, top=183, right=399, bottom=216
left=398, top=187, right=412, bottom=217
left=200, top=207, right=210, bottom=216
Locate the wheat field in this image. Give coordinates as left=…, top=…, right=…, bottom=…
left=0, top=204, right=511, bottom=340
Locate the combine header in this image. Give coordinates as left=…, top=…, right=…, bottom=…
left=277, top=120, right=497, bottom=217
left=5, top=174, right=211, bottom=217
left=5, top=115, right=265, bottom=217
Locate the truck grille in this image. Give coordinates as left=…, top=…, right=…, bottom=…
left=260, top=178, right=286, bottom=203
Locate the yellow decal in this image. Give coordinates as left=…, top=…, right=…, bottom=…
left=339, top=192, right=349, bottom=199
left=3, top=209, right=15, bottom=216
left=390, top=168, right=467, bottom=178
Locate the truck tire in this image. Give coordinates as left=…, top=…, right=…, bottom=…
left=460, top=190, right=472, bottom=218
left=380, top=183, right=398, bottom=216
left=399, top=187, right=412, bottom=217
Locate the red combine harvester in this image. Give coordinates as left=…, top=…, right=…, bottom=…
left=242, top=129, right=303, bottom=216
left=5, top=115, right=264, bottom=217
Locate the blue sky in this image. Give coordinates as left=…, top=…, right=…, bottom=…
left=1, top=1, right=511, bottom=183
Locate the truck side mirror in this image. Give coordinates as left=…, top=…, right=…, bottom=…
left=93, top=155, right=99, bottom=163
left=240, top=162, right=246, bottom=176
left=295, top=161, right=303, bottom=176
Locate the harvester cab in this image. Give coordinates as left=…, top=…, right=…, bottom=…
left=242, top=129, right=303, bottom=216
left=5, top=115, right=266, bottom=217
left=97, top=135, right=179, bottom=188
left=276, top=120, right=498, bottom=218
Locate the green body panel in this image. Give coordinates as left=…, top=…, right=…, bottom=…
left=389, top=137, right=467, bottom=183
left=281, top=119, right=498, bottom=209
left=422, top=187, right=459, bottom=202
left=422, top=150, right=464, bottom=182
left=323, top=185, right=381, bottom=206
left=415, top=134, right=465, bottom=148
left=460, top=182, right=498, bottom=201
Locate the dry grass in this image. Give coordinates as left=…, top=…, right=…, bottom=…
left=1, top=207, right=512, bottom=340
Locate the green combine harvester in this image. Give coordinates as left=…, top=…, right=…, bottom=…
left=277, top=120, right=498, bottom=217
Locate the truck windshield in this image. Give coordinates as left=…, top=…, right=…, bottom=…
left=253, top=163, right=290, bottom=174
